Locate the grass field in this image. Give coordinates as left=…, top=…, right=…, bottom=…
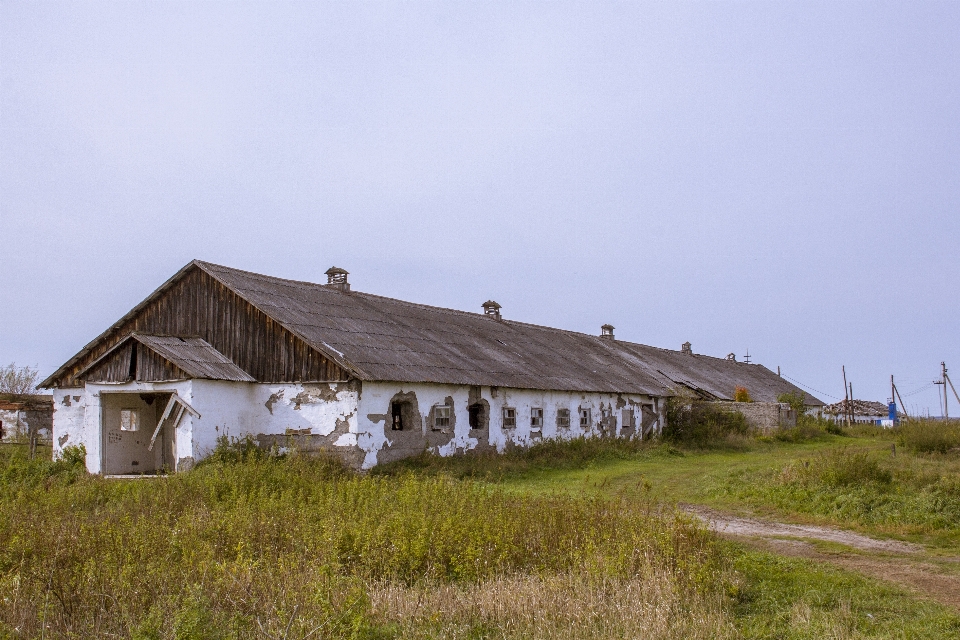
left=3, top=422, right=960, bottom=638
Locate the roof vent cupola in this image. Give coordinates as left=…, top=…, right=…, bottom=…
left=482, top=300, right=502, bottom=321
left=600, top=324, right=615, bottom=339
left=325, top=267, right=350, bottom=292
left=681, top=341, right=693, bottom=355
left=726, top=353, right=737, bottom=361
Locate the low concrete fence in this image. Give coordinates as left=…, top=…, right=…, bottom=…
left=712, top=401, right=796, bottom=433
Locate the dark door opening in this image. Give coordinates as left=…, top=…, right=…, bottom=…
left=468, top=404, right=481, bottom=429
left=391, top=402, right=404, bottom=430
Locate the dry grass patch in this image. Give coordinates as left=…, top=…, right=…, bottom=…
left=370, top=570, right=734, bottom=640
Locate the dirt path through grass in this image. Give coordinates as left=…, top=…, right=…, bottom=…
left=685, top=504, right=960, bottom=611
left=684, top=505, right=922, bottom=553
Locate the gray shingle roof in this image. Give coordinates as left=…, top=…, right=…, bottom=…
left=197, top=261, right=822, bottom=404
left=134, top=334, right=256, bottom=382
left=76, top=333, right=255, bottom=383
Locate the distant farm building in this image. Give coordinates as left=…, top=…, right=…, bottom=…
left=824, top=399, right=899, bottom=426
left=41, top=261, right=822, bottom=473
left=0, top=394, right=53, bottom=443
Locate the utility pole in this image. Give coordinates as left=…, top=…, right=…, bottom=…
left=935, top=362, right=949, bottom=419
left=849, top=382, right=855, bottom=424
left=842, top=366, right=850, bottom=427
left=945, top=364, right=960, bottom=412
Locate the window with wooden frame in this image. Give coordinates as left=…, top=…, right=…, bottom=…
left=530, top=407, right=543, bottom=429
left=579, top=407, right=591, bottom=428
left=556, top=408, right=571, bottom=428
left=433, top=405, right=451, bottom=429
left=502, top=407, right=516, bottom=428
left=621, top=408, right=634, bottom=429
left=120, top=409, right=140, bottom=432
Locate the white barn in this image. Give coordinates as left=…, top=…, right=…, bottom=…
left=40, top=261, right=819, bottom=473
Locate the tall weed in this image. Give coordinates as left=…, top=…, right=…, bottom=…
left=663, top=400, right=749, bottom=447
left=896, top=418, right=960, bottom=454
left=0, top=451, right=727, bottom=638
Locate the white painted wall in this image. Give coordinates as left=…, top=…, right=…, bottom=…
left=53, top=380, right=360, bottom=473
left=52, top=388, right=89, bottom=461
left=0, top=409, right=25, bottom=441
left=53, top=378, right=662, bottom=473
left=184, top=380, right=359, bottom=461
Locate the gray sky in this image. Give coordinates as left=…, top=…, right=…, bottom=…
left=2, top=1, right=958, bottom=414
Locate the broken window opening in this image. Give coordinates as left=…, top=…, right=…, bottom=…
left=468, top=403, right=487, bottom=430
left=433, top=405, right=451, bottom=429
left=120, top=409, right=140, bottom=432
left=391, top=402, right=405, bottom=431
left=556, top=408, right=571, bottom=428
left=530, top=407, right=543, bottom=429
left=579, top=408, right=591, bottom=429
left=502, top=407, right=516, bottom=428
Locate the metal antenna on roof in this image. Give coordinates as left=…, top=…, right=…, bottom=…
left=743, top=349, right=751, bottom=364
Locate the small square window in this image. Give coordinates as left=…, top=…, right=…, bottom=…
left=530, top=407, right=543, bottom=429
left=120, top=409, right=140, bottom=432
left=579, top=408, right=591, bottom=428
left=556, top=408, right=571, bottom=428
left=434, top=405, right=451, bottom=428
left=502, top=407, right=516, bottom=428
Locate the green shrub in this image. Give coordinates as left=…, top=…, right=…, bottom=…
left=776, top=391, right=806, bottom=416
left=896, top=419, right=960, bottom=454
left=663, top=399, right=749, bottom=446
left=815, top=448, right=893, bottom=487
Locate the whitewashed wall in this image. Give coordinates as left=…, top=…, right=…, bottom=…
left=184, top=380, right=360, bottom=464
left=53, top=379, right=662, bottom=473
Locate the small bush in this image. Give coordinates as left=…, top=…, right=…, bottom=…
left=733, top=387, right=752, bottom=402
left=776, top=391, right=806, bottom=416
left=772, top=424, right=828, bottom=443
left=816, top=449, right=893, bottom=487
left=897, top=419, right=960, bottom=454
left=202, top=434, right=284, bottom=465
left=663, top=400, right=749, bottom=446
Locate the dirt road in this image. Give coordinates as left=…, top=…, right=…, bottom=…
left=684, top=505, right=960, bottom=611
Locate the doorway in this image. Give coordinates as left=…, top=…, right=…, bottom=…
left=101, top=392, right=176, bottom=475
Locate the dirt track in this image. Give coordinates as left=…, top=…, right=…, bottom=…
left=683, top=505, right=960, bottom=611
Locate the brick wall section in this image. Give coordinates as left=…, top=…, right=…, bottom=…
left=713, top=401, right=796, bottom=433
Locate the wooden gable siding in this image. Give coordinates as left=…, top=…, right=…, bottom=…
left=83, top=342, right=187, bottom=383
left=56, top=267, right=348, bottom=387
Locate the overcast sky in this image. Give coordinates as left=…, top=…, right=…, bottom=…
left=2, top=1, right=958, bottom=414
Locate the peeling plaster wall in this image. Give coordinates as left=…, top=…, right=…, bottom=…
left=186, top=380, right=361, bottom=467
left=0, top=407, right=52, bottom=442
left=52, top=388, right=88, bottom=462
left=355, top=381, right=663, bottom=470
left=0, top=409, right=26, bottom=441
left=51, top=380, right=361, bottom=473
left=53, top=379, right=663, bottom=473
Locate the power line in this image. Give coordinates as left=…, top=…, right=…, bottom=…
left=902, top=382, right=936, bottom=398
left=780, top=374, right=842, bottom=400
